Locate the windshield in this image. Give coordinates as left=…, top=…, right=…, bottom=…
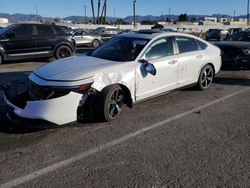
left=231, top=32, right=250, bottom=42
left=0, top=24, right=16, bottom=35
left=90, top=36, right=149, bottom=61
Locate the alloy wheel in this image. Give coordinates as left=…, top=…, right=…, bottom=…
left=108, top=89, right=124, bottom=119
left=201, top=66, right=213, bottom=89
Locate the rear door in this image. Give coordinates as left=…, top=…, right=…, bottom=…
left=4, top=25, right=36, bottom=56
left=34, top=25, right=55, bottom=54
left=174, top=36, right=204, bottom=87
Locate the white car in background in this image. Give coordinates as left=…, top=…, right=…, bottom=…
left=72, top=29, right=103, bottom=48
left=3, top=31, right=221, bottom=126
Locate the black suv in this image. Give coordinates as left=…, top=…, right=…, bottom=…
left=0, top=24, right=76, bottom=64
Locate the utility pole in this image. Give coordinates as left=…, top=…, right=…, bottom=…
left=84, top=5, right=87, bottom=23
left=91, top=0, right=95, bottom=24
left=97, top=0, right=101, bottom=24
left=133, top=0, right=136, bottom=29
left=35, top=5, right=39, bottom=22
left=248, top=0, right=250, bottom=26
left=168, top=8, right=171, bottom=21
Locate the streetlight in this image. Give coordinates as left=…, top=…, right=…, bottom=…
left=133, top=0, right=136, bottom=29
left=84, top=5, right=87, bottom=23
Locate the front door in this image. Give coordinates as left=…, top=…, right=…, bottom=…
left=136, top=37, right=179, bottom=101
left=4, top=25, right=36, bottom=57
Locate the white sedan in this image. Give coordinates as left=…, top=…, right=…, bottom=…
left=3, top=31, right=221, bottom=126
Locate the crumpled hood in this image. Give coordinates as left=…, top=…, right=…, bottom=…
left=33, top=54, right=117, bottom=81
left=214, top=41, right=250, bottom=49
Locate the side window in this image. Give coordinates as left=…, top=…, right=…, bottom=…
left=176, top=37, right=198, bottom=53
left=53, top=26, right=67, bottom=35
left=196, top=40, right=207, bottom=50
left=12, top=25, right=33, bottom=38
left=145, top=38, right=174, bottom=60
left=74, top=30, right=83, bottom=36
left=37, top=25, right=54, bottom=37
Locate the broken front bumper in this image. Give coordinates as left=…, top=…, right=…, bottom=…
left=2, top=87, right=83, bottom=126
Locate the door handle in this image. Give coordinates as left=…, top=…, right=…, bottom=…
left=197, top=55, right=203, bottom=59
left=169, top=60, right=178, bottom=65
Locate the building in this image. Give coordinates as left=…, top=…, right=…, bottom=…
left=203, top=17, right=217, bottom=23
left=0, top=18, right=9, bottom=24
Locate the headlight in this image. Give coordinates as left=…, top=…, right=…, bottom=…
left=71, top=83, right=93, bottom=94
left=243, top=48, right=250, bottom=55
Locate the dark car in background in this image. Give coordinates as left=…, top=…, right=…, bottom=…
left=0, top=23, right=76, bottom=64
left=205, top=29, right=228, bottom=41
left=215, top=30, right=250, bottom=69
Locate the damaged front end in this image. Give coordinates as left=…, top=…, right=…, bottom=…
left=1, top=80, right=99, bottom=127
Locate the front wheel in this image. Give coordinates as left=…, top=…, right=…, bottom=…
left=196, top=64, right=214, bottom=90
left=99, top=85, right=124, bottom=122
left=55, top=45, right=72, bottom=59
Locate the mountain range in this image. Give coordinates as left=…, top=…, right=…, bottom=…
left=0, top=13, right=248, bottom=23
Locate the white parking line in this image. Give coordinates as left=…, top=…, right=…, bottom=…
left=1, top=87, right=249, bottom=188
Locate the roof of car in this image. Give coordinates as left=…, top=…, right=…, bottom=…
left=119, top=31, right=201, bottom=40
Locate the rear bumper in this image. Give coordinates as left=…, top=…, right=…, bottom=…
left=3, top=89, right=83, bottom=126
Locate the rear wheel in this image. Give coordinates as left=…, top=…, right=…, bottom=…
left=92, top=39, right=100, bottom=48
left=55, top=45, right=72, bottom=59
left=196, top=64, right=214, bottom=90
left=99, top=85, right=124, bottom=122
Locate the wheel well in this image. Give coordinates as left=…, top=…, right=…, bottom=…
left=206, top=63, right=216, bottom=78
left=101, top=84, right=133, bottom=108
left=54, top=43, right=73, bottom=55
left=119, top=84, right=133, bottom=108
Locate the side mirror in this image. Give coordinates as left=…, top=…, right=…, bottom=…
left=145, top=63, right=157, bottom=76
left=139, top=59, right=157, bottom=76
left=5, top=32, right=15, bottom=38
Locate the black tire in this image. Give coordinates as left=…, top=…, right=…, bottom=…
left=92, top=39, right=100, bottom=48
left=196, top=64, right=214, bottom=90
left=98, top=85, right=124, bottom=122
left=55, top=45, right=72, bottom=59
left=0, top=55, right=2, bottom=65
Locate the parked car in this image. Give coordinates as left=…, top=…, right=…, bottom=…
left=93, top=26, right=119, bottom=41
left=72, top=29, right=103, bottom=48
left=206, top=29, right=228, bottom=41
left=215, top=30, right=250, bottom=69
left=0, top=23, right=76, bottom=64
left=2, top=31, right=221, bottom=126
left=151, top=24, right=164, bottom=30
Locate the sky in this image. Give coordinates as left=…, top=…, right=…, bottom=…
left=0, top=0, right=248, bottom=18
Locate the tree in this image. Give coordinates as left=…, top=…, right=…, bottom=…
left=54, top=17, right=61, bottom=23
left=115, top=18, right=129, bottom=25
left=178, top=14, right=188, bottom=22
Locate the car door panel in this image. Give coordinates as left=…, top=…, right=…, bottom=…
left=136, top=56, right=179, bottom=101
left=135, top=37, right=178, bottom=101
left=4, top=25, right=36, bottom=55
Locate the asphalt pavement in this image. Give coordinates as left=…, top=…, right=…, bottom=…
left=0, top=60, right=250, bottom=188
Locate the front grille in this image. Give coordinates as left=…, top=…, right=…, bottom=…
left=29, top=81, right=71, bottom=100
left=30, top=81, right=53, bottom=99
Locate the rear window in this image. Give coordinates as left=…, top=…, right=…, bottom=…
left=37, top=25, right=54, bottom=36
left=196, top=40, right=207, bottom=50
left=53, top=26, right=68, bottom=35
left=176, top=37, right=198, bottom=53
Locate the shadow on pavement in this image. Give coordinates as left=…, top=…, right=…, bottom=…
left=214, top=77, right=250, bottom=87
